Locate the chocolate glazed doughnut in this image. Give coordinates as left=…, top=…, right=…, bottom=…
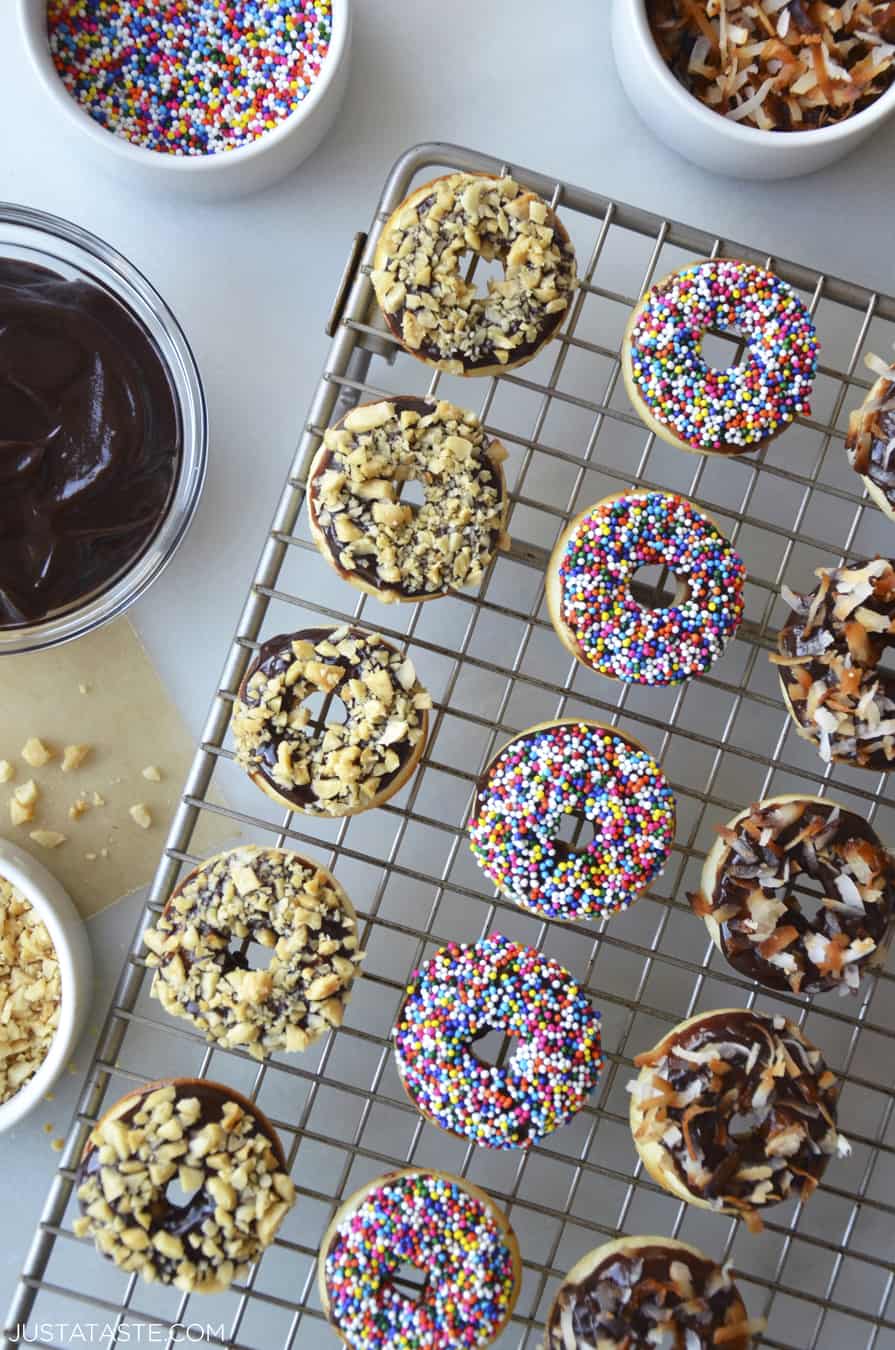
left=231, top=626, right=431, bottom=817
left=629, top=1009, right=848, bottom=1230
left=144, top=846, right=365, bottom=1057
left=73, top=1079, right=295, bottom=1292
left=846, top=354, right=895, bottom=523
left=545, top=1236, right=760, bottom=1349
left=371, top=172, right=577, bottom=377
left=690, top=795, right=895, bottom=997
left=307, top=396, right=510, bottom=603
left=773, top=558, right=895, bottom=771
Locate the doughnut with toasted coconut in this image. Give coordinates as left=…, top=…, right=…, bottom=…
left=846, top=352, right=895, bottom=523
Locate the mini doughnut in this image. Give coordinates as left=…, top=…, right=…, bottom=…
left=143, top=846, right=365, bottom=1057
left=394, top=932, right=603, bottom=1149
left=231, top=625, right=431, bottom=815
left=623, top=258, right=819, bottom=456
left=468, top=719, right=675, bottom=922
left=545, top=1236, right=757, bottom=1350
left=73, top=1078, right=295, bottom=1292
left=307, top=396, right=510, bottom=603
left=690, top=795, right=895, bottom=997
left=318, top=1168, right=520, bottom=1350
left=546, top=490, right=746, bottom=684
left=629, top=1008, right=848, bottom=1228
left=846, top=352, right=895, bottom=523
left=773, top=558, right=895, bottom=771
left=371, top=171, right=577, bottom=376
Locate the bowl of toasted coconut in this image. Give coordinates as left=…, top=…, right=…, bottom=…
left=612, top=0, right=895, bottom=179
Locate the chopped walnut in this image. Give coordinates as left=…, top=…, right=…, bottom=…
left=30, top=830, right=67, bottom=849
left=73, top=1081, right=295, bottom=1292
left=371, top=173, right=577, bottom=374
left=21, top=738, right=53, bottom=768
left=232, top=626, right=431, bottom=817
left=61, top=744, right=91, bottom=773
left=310, top=397, right=509, bottom=602
left=0, top=875, right=61, bottom=1103
left=145, top=847, right=364, bottom=1059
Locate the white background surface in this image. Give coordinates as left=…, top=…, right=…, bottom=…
left=2, top=0, right=895, bottom=1314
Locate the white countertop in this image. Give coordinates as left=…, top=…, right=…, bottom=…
left=2, top=0, right=895, bottom=1318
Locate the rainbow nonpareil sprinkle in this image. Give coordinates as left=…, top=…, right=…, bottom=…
left=47, top=0, right=332, bottom=156
left=468, top=722, right=675, bottom=921
left=628, top=259, right=819, bottom=452
left=557, top=491, right=746, bottom=685
left=394, top=934, right=603, bottom=1149
left=322, top=1171, right=517, bottom=1350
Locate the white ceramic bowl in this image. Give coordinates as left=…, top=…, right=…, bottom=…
left=19, top=0, right=352, bottom=201
left=0, top=839, right=93, bottom=1133
left=611, top=0, right=895, bottom=180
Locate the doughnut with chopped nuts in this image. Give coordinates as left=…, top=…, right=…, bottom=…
left=318, top=1168, right=520, bottom=1350
left=545, top=1236, right=758, bottom=1350
left=144, top=846, right=364, bottom=1058
left=73, top=1079, right=294, bottom=1292
left=629, top=1009, right=848, bottom=1228
left=691, top=795, right=895, bottom=998
left=371, top=172, right=577, bottom=377
left=308, top=397, right=510, bottom=603
left=773, top=558, right=895, bottom=771
left=231, top=626, right=431, bottom=817
left=846, top=353, right=895, bottom=523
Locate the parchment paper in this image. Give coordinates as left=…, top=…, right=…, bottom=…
left=0, top=619, right=235, bottom=917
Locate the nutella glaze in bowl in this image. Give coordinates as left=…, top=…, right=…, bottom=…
left=611, top=0, right=895, bottom=180
left=19, top=0, right=352, bottom=201
left=0, top=205, right=206, bottom=655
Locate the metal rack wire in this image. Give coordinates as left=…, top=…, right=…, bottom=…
left=7, top=141, right=895, bottom=1350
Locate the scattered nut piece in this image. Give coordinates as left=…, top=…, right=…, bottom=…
left=21, top=738, right=53, bottom=768
left=0, top=761, right=14, bottom=784
left=30, top=830, right=67, bottom=849
left=92, top=792, right=106, bottom=807
left=78, top=682, right=91, bottom=695
left=141, top=765, right=163, bottom=782
left=129, top=804, right=152, bottom=830
left=61, top=744, right=92, bottom=773
left=9, top=798, right=32, bottom=828
left=69, top=798, right=91, bottom=821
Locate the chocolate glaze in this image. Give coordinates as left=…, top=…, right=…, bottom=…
left=310, top=396, right=504, bottom=599
left=644, top=1011, right=838, bottom=1209
left=79, top=1081, right=281, bottom=1282
left=385, top=194, right=575, bottom=373
left=547, top=1243, right=744, bottom=1349
left=239, top=628, right=413, bottom=809
left=0, top=258, right=182, bottom=627
left=708, top=801, right=894, bottom=995
left=778, top=563, right=895, bottom=773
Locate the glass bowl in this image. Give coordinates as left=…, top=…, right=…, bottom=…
left=0, top=203, right=207, bottom=655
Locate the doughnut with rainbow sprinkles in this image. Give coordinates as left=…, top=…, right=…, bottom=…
left=318, top=1168, right=520, bottom=1350
left=394, top=933, right=603, bottom=1149
left=468, top=720, right=675, bottom=922
left=546, top=490, right=747, bottom=685
left=622, top=258, right=819, bottom=457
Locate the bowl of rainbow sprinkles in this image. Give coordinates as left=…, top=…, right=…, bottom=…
left=20, top=0, right=352, bottom=199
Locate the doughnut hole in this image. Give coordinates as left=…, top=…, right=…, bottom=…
left=701, top=328, right=749, bottom=372
left=165, top=1173, right=202, bottom=1213
left=459, top=252, right=506, bottom=299
left=392, top=1262, right=428, bottom=1302
left=631, top=562, right=689, bottom=612
left=472, top=1027, right=516, bottom=1069
left=300, top=688, right=349, bottom=734
left=395, top=476, right=427, bottom=513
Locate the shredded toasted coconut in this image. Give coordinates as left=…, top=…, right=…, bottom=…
left=648, top=1, right=895, bottom=131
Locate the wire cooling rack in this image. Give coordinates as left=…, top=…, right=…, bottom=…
left=7, top=142, right=895, bottom=1350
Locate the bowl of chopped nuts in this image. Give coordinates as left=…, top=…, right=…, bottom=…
left=612, top=0, right=895, bottom=180
left=0, top=839, right=93, bottom=1133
